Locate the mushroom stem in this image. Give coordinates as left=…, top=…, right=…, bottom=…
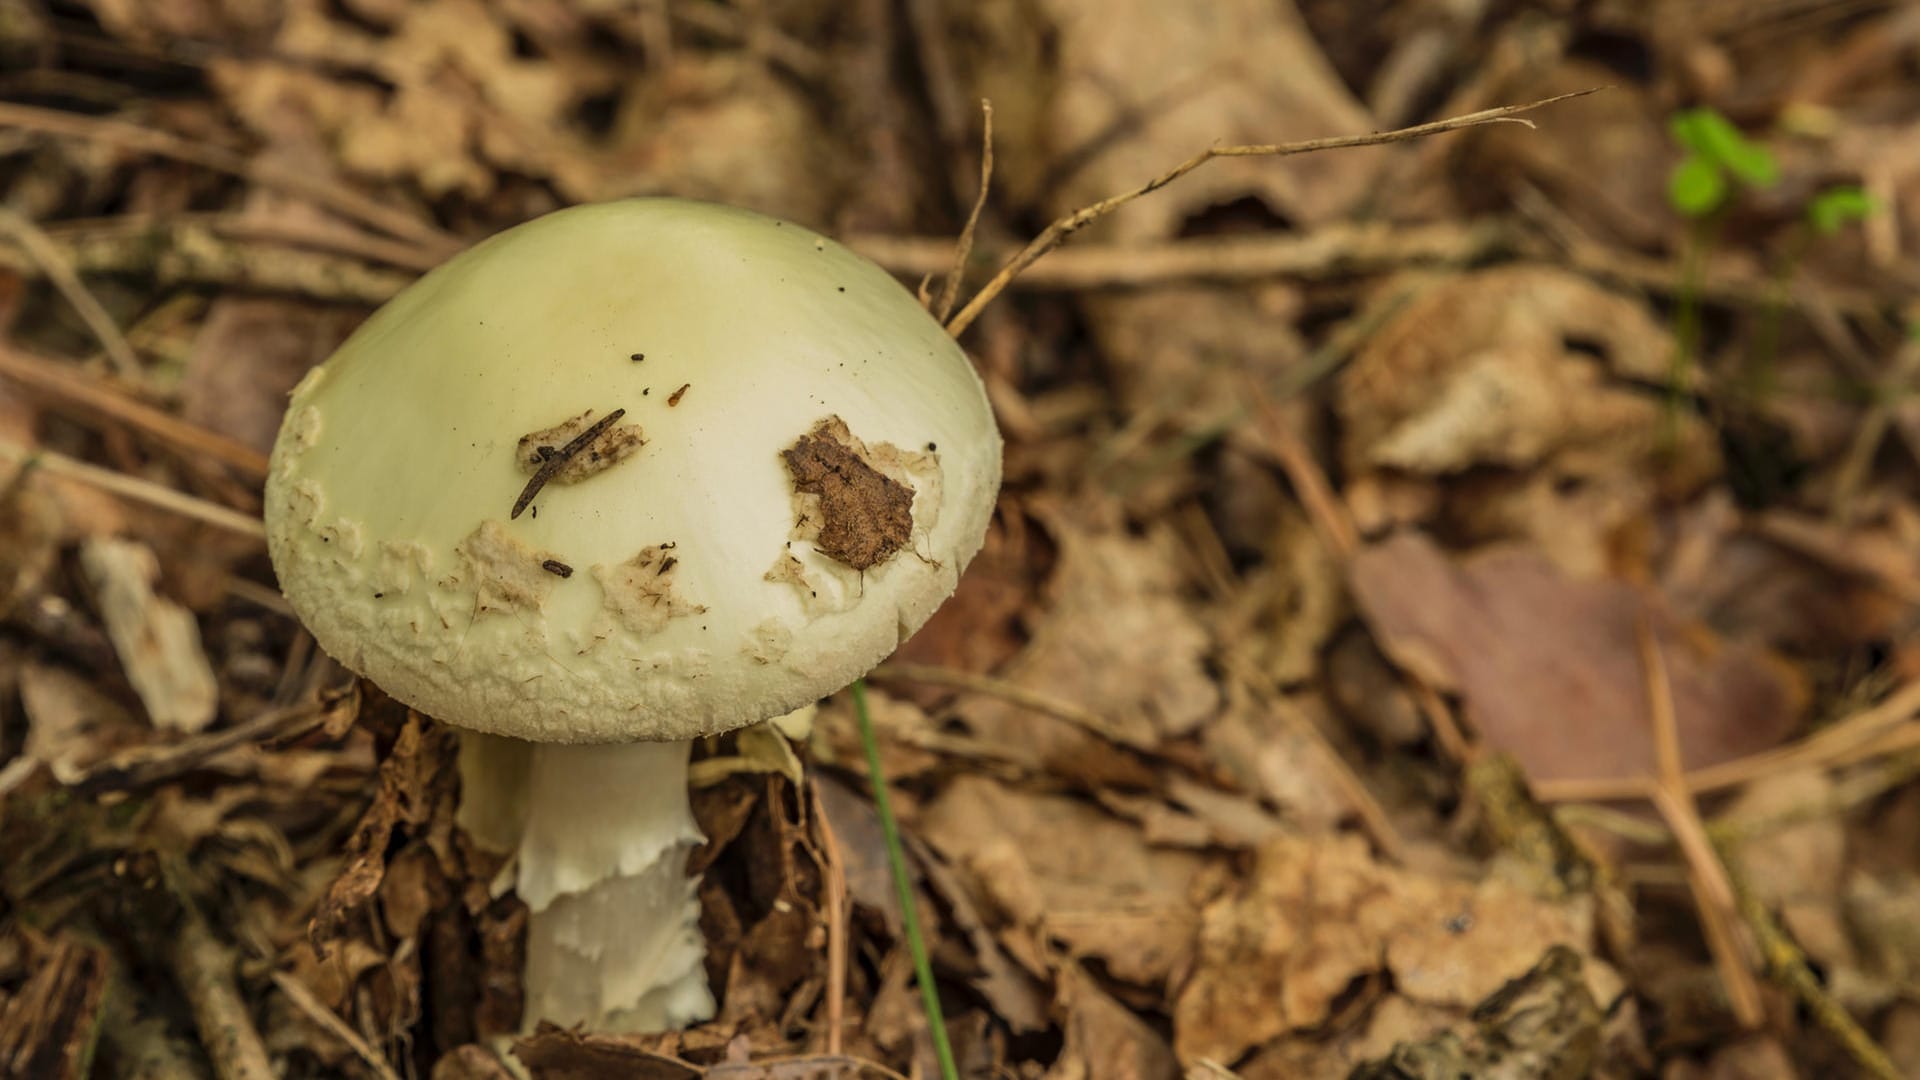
left=457, top=733, right=714, bottom=1031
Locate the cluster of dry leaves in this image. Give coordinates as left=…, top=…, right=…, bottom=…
left=3, top=1, right=1920, bottom=1078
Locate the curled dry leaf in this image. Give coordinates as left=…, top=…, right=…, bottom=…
left=1349, top=532, right=1804, bottom=785
left=312, top=715, right=458, bottom=947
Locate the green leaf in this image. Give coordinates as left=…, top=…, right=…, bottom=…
left=1669, top=107, right=1778, bottom=189
left=1807, top=185, right=1878, bottom=235
left=1669, top=154, right=1728, bottom=217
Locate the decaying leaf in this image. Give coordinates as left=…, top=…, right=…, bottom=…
left=0, top=930, right=109, bottom=1080
left=1046, top=965, right=1180, bottom=1080
left=920, top=775, right=1214, bottom=988
left=78, top=536, right=219, bottom=734
left=1338, top=265, right=1708, bottom=473
left=311, top=715, right=458, bottom=946
left=1172, top=832, right=1590, bottom=1065
left=1349, top=532, right=1804, bottom=784
left=955, top=511, right=1219, bottom=767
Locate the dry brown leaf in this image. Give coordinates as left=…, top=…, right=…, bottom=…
left=920, top=775, right=1213, bottom=988
left=1201, top=690, right=1356, bottom=834
left=1464, top=61, right=1678, bottom=248
left=78, top=535, right=218, bottom=734
left=18, top=662, right=144, bottom=785
left=956, top=512, right=1218, bottom=763
left=1172, top=832, right=1589, bottom=1065
left=973, top=0, right=1381, bottom=237
left=594, top=55, right=837, bottom=224
left=1045, top=965, right=1180, bottom=1080
left=952, top=0, right=1378, bottom=427
left=1349, top=532, right=1803, bottom=784
left=215, top=0, right=598, bottom=201
left=1722, top=771, right=1852, bottom=975
left=0, top=467, right=59, bottom=619
left=183, top=295, right=363, bottom=454
left=312, top=715, right=457, bottom=946
left=512, top=1023, right=700, bottom=1080
left=1338, top=265, right=1709, bottom=472
left=0, top=929, right=108, bottom=1080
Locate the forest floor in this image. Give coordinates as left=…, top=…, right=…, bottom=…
left=2, top=2, right=1920, bottom=1078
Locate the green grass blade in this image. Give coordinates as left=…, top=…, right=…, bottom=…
left=851, top=678, right=960, bottom=1080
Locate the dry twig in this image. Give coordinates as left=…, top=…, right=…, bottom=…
left=868, top=661, right=1150, bottom=751
left=1536, top=677, right=1920, bottom=803
left=1637, top=620, right=1767, bottom=1029
left=811, top=780, right=851, bottom=1057
left=942, top=88, right=1604, bottom=336
left=173, top=911, right=274, bottom=1080
left=0, top=344, right=270, bottom=480
left=0, top=206, right=141, bottom=377
left=852, top=220, right=1511, bottom=290
left=269, top=972, right=402, bottom=1080
left=0, top=102, right=459, bottom=255
left=0, top=440, right=268, bottom=541
left=931, top=101, right=993, bottom=324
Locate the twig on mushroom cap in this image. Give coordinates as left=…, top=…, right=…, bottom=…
left=941, top=87, right=1606, bottom=337
left=510, top=407, right=627, bottom=519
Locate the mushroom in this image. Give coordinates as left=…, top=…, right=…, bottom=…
left=264, top=199, right=1002, bottom=1031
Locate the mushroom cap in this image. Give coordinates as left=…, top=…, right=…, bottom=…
left=265, top=199, right=1001, bottom=743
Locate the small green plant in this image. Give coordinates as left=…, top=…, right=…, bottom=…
left=1806, top=185, right=1878, bottom=236
left=1668, top=107, right=1781, bottom=218
left=1661, top=107, right=1878, bottom=470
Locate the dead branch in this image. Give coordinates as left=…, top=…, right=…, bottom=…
left=0, top=102, right=459, bottom=255
left=0, top=344, right=271, bottom=480
left=942, top=88, right=1605, bottom=336
left=0, top=206, right=141, bottom=377
left=172, top=912, right=274, bottom=1080
left=0, top=440, right=268, bottom=541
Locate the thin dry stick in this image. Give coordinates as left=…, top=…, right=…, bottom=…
left=1638, top=620, right=1767, bottom=1029
left=811, top=780, right=851, bottom=1056
left=0, top=345, right=271, bottom=479
left=1535, top=677, right=1920, bottom=803
left=0, top=206, right=142, bottom=378
left=269, top=972, right=401, bottom=1080
left=868, top=661, right=1151, bottom=750
left=932, top=101, right=993, bottom=324
left=943, top=87, right=1604, bottom=337
left=1240, top=372, right=1474, bottom=763
left=0, top=101, right=459, bottom=254
left=851, top=219, right=1512, bottom=290
left=173, top=912, right=275, bottom=1080
left=0, top=440, right=268, bottom=541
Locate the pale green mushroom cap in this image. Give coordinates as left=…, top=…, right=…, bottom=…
left=265, top=199, right=1002, bottom=743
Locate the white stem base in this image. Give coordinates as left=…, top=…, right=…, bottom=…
left=457, top=733, right=715, bottom=1032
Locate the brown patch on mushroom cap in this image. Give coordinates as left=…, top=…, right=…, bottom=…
left=593, top=544, right=706, bottom=639
left=516, top=409, right=646, bottom=483
left=455, top=520, right=565, bottom=616
left=782, top=417, right=915, bottom=571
